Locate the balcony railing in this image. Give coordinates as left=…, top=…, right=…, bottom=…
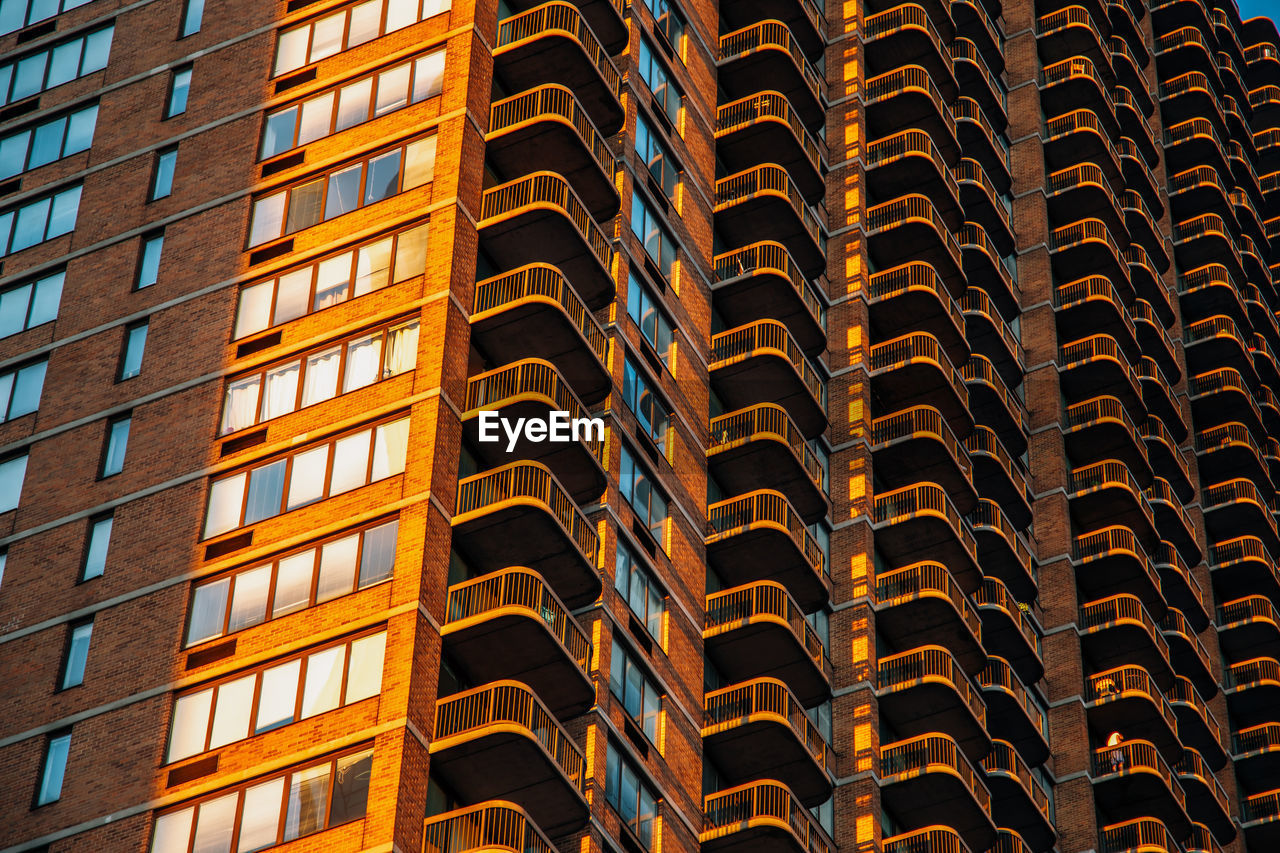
left=706, top=490, right=826, bottom=576
left=868, top=129, right=962, bottom=201
left=467, top=359, right=592, bottom=423
left=962, top=354, right=1027, bottom=432
left=1080, top=594, right=1169, bottom=654
left=865, top=66, right=958, bottom=139
left=872, top=405, right=970, bottom=473
left=868, top=195, right=963, bottom=267
left=710, top=403, right=825, bottom=489
left=714, top=241, right=826, bottom=331
left=1176, top=748, right=1230, bottom=817
left=1244, top=789, right=1280, bottom=823
left=705, top=581, right=830, bottom=677
left=1168, top=675, right=1224, bottom=751
left=878, top=646, right=986, bottom=725
left=719, top=20, right=827, bottom=104
left=874, top=483, right=978, bottom=556
left=711, top=319, right=826, bottom=406
left=982, top=739, right=1051, bottom=820
left=1091, top=741, right=1183, bottom=813
left=980, top=657, right=1046, bottom=737
left=877, top=562, right=983, bottom=640
left=455, top=461, right=598, bottom=563
left=718, top=92, right=826, bottom=174
left=969, top=498, right=1033, bottom=573
left=880, top=734, right=992, bottom=812
left=702, top=780, right=832, bottom=853
left=480, top=172, right=612, bottom=270
left=955, top=159, right=1013, bottom=236
left=473, top=264, right=607, bottom=363
left=869, top=332, right=969, bottom=406
left=488, top=84, right=615, bottom=179
left=976, top=578, right=1042, bottom=662
left=497, top=2, right=620, bottom=96
left=884, top=827, right=973, bottom=853
left=704, top=678, right=830, bottom=771
left=1087, top=664, right=1178, bottom=728
left=716, top=164, right=824, bottom=249
left=867, top=262, right=965, bottom=331
left=1235, top=722, right=1280, bottom=756
left=1100, top=818, right=1181, bottom=853
left=423, top=802, right=557, bottom=853
left=965, top=425, right=1028, bottom=498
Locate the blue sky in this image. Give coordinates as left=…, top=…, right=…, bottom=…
left=1236, top=0, right=1279, bottom=23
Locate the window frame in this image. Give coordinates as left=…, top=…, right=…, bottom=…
left=621, top=351, right=670, bottom=451
left=135, top=230, right=164, bottom=290
left=614, top=538, right=665, bottom=644
left=0, top=356, right=48, bottom=422
left=634, top=111, right=680, bottom=205
left=0, top=452, right=28, bottom=512
left=34, top=730, right=72, bottom=806
left=0, top=102, right=99, bottom=181
left=609, top=637, right=663, bottom=744
left=0, top=25, right=113, bottom=107
left=0, top=183, right=82, bottom=258
left=150, top=146, right=177, bottom=200
left=629, top=190, right=677, bottom=281
left=635, top=35, right=683, bottom=129
left=603, top=737, right=660, bottom=849
left=58, top=618, right=93, bottom=690
left=271, top=0, right=451, bottom=79
left=165, top=64, right=193, bottom=118
left=617, top=440, right=669, bottom=544
left=0, top=0, right=96, bottom=37
left=100, top=413, right=131, bottom=478
left=179, top=0, right=205, bottom=37
left=118, top=320, right=148, bottom=381
left=0, top=269, right=64, bottom=337
left=81, top=512, right=113, bottom=581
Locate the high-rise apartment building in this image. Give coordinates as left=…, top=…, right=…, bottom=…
left=2, top=0, right=1280, bottom=850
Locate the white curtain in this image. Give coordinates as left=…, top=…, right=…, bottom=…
left=261, top=363, right=300, bottom=421
left=383, top=322, right=418, bottom=377
left=222, top=375, right=261, bottom=433
left=343, top=335, right=382, bottom=392
left=301, top=347, right=340, bottom=408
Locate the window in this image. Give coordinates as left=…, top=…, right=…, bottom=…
left=118, top=322, right=147, bottom=380
left=180, top=0, right=204, bottom=36
left=149, top=747, right=373, bottom=852
left=635, top=37, right=681, bottom=126
left=0, top=184, right=82, bottom=259
left=0, top=550, right=6, bottom=589
left=36, top=731, right=71, bottom=806
left=0, top=0, right=95, bottom=36
left=221, top=319, right=418, bottom=433
left=635, top=113, right=679, bottom=203
left=0, top=270, right=63, bottom=337
left=186, top=519, right=398, bottom=646
left=151, top=147, right=176, bottom=200
left=60, top=620, right=92, bottom=689
left=273, top=0, right=451, bottom=78
left=101, top=415, right=130, bottom=477
left=0, top=25, right=112, bottom=107
left=166, top=65, right=192, bottom=118
left=168, top=631, right=386, bottom=761
left=81, top=513, right=112, bottom=580
left=261, top=49, right=445, bottom=160
left=248, top=134, right=436, bottom=246
left=0, top=453, right=28, bottom=512
left=615, top=541, right=664, bottom=642
left=0, top=358, right=47, bottom=421
left=631, top=194, right=676, bottom=279
left=203, top=416, right=410, bottom=538
left=646, top=0, right=686, bottom=54
left=622, top=355, right=669, bottom=449
left=135, top=232, right=163, bottom=289
left=627, top=276, right=673, bottom=367
left=618, top=442, right=668, bottom=542
left=235, top=222, right=428, bottom=338
left=610, top=639, right=661, bottom=741
left=0, top=103, right=98, bottom=180
left=604, top=740, right=657, bottom=848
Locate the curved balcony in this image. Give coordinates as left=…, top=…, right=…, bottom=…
left=959, top=223, right=1017, bottom=314
left=1041, top=57, right=1118, bottom=132
left=1055, top=276, right=1139, bottom=354
left=1085, top=665, right=1181, bottom=761
left=955, top=160, right=1014, bottom=255
left=1091, top=739, right=1190, bottom=836
left=955, top=93, right=1011, bottom=183
left=964, top=425, right=1031, bottom=528
left=1202, top=478, right=1280, bottom=554
left=1219, top=595, right=1280, bottom=663
left=706, top=489, right=829, bottom=612
left=875, top=562, right=985, bottom=674
left=867, top=262, right=968, bottom=363
left=979, top=656, right=1049, bottom=767
left=453, top=461, right=600, bottom=607
left=718, top=21, right=826, bottom=128
left=1189, top=368, right=1265, bottom=437
left=1145, top=478, right=1199, bottom=565
left=478, top=172, right=614, bottom=308
left=1160, top=607, right=1215, bottom=698
left=880, top=734, right=997, bottom=850
left=1118, top=145, right=1163, bottom=220
left=709, top=404, right=828, bottom=524
left=1254, top=334, right=1280, bottom=391
left=1143, top=420, right=1193, bottom=502
left=713, top=242, right=826, bottom=356
left=1115, top=87, right=1159, bottom=166
left=866, top=131, right=962, bottom=231
left=1160, top=70, right=1225, bottom=132
left=1243, top=789, right=1280, bottom=850
left=874, top=483, right=981, bottom=593
left=705, top=581, right=831, bottom=706
left=1065, top=396, right=1151, bottom=480
left=1176, top=749, right=1234, bottom=843
left=1234, top=722, right=1280, bottom=792
left=1112, top=36, right=1151, bottom=106
left=982, top=740, right=1054, bottom=850
left=487, top=85, right=618, bottom=219
left=1073, top=526, right=1164, bottom=616
left=1226, top=657, right=1280, bottom=726
left=865, top=66, right=960, bottom=157
left=1037, top=6, right=1112, bottom=71
left=1164, top=118, right=1229, bottom=178
left=1210, top=535, right=1280, bottom=610
left=1175, top=214, right=1246, bottom=284
left=869, top=333, right=971, bottom=436
left=701, top=780, right=832, bottom=853
left=1043, top=109, right=1121, bottom=179
left=422, top=802, right=557, bottom=853
left=1197, top=422, right=1274, bottom=496
left=1046, top=162, right=1127, bottom=238
left=1100, top=817, right=1182, bottom=853
left=952, top=0, right=1002, bottom=69
left=431, top=681, right=588, bottom=833
left=715, top=165, right=825, bottom=276
left=494, top=3, right=623, bottom=132
left=962, top=355, right=1026, bottom=453
left=951, top=38, right=1006, bottom=127
left=1180, top=264, right=1248, bottom=328
left=1246, top=40, right=1280, bottom=84
left=717, top=93, right=826, bottom=203
left=883, top=826, right=972, bottom=853
left=1136, top=357, right=1187, bottom=442
left=1251, top=83, right=1280, bottom=126
left=1059, top=335, right=1144, bottom=420
left=969, top=498, right=1035, bottom=600
left=867, top=194, right=963, bottom=284
left=1153, top=541, right=1209, bottom=630
left=703, top=678, right=832, bottom=806
left=1185, top=315, right=1259, bottom=385
left=1079, top=594, right=1173, bottom=687
left=1068, top=461, right=1157, bottom=545
left=870, top=406, right=976, bottom=511
left=961, top=290, right=1021, bottom=389
left=719, top=0, right=827, bottom=57
left=1124, top=194, right=1169, bottom=274
left=877, top=645, right=989, bottom=761
left=1050, top=218, right=1127, bottom=286
left=463, top=359, right=605, bottom=503
left=975, top=578, right=1043, bottom=685
left=863, top=4, right=957, bottom=96
left=1169, top=165, right=1234, bottom=228
left=443, top=568, right=592, bottom=719
left=1168, top=675, right=1228, bottom=770
left=711, top=319, right=826, bottom=438
left=471, top=264, right=609, bottom=404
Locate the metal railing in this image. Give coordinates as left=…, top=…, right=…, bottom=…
left=951, top=37, right=1007, bottom=114
left=711, top=319, right=826, bottom=406
left=867, top=262, right=964, bottom=335
left=1176, top=748, right=1229, bottom=816
left=866, top=66, right=958, bottom=138
left=1145, top=417, right=1192, bottom=483
left=713, top=241, right=826, bottom=330
left=877, top=562, right=982, bottom=641
left=1234, top=721, right=1280, bottom=756
left=869, top=129, right=961, bottom=202
left=1087, top=665, right=1177, bottom=726
left=455, top=461, right=598, bottom=563
left=718, top=91, right=826, bottom=174
left=884, top=826, right=972, bottom=853
left=868, top=195, right=963, bottom=269
left=1054, top=276, right=1132, bottom=317
left=480, top=172, right=612, bottom=271
left=1100, top=818, right=1180, bottom=852
left=962, top=354, right=1027, bottom=431
left=976, top=577, right=1042, bottom=661
left=969, top=498, right=1033, bottom=575
left=1219, top=595, right=1280, bottom=629
left=964, top=425, right=1028, bottom=498
left=710, top=403, right=825, bottom=489
left=705, top=581, right=830, bottom=678
left=1244, top=789, right=1280, bottom=822
left=1079, top=594, right=1169, bottom=661
left=718, top=20, right=827, bottom=104
left=871, top=406, right=970, bottom=479
left=423, top=802, right=557, bottom=853
left=983, top=739, right=1050, bottom=819
left=878, top=646, right=986, bottom=726
left=716, top=164, right=824, bottom=250
left=704, top=678, right=830, bottom=771
left=956, top=159, right=1012, bottom=235
left=473, top=264, right=606, bottom=363
left=874, top=483, right=978, bottom=561
left=880, top=734, right=992, bottom=814
left=702, top=780, right=832, bottom=853
left=1161, top=607, right=1212, bottom=674
left=1167, top=675, right=1223, bottom=750
left=869, top=332, right=968, bottom=407
left=1091, top=740, right=1183, bottom=812
left=1068, top=457, right=1152, bottom=509
left=1153, top=540, right=1206, bottom=615
left=497, top=2, right=620, bottom=97
left=466, top=359, right=591, bottom=423
left=706, top=489, right=826, bottom=577
left=980, top=657, right=1046, bottom=739
left=489, top=84, right=615, bottom=179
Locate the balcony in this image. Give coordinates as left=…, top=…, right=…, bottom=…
left=1179, top=263, right=1247, bottom=327
left=1169, top=165, right=1234, bottom=229
left=453, top=461, right=599, bottom=607
left=875, top=562, right=985, bottom=674
left=718, top=21, right=826, bottom=128
left=1130, top=299, right=1176, bottom=378
left=959, top=223, right=1017, bottom=313
left=471, top=264, right=609, bottom=404
left=1202, top=478, right=1280, bottom=554
left=1112, top=37, right=1151, bottom=108
left=1115, top=87, right=1159, bottom=166
left=1160, top=607, right=1215, bottom=698
left=422, top=802, right=557, bottom=853
left=1160, top=70, right=1223, bottom=130
left=962, top=355, right=1027, bottom=454
left=706, top=489, right=829, bottom=612
left=443, top=568, right=592, bottom=718
left=982, top=740, right=1054, bottom=850
left=1068, top=461, right=1157, bottom=545
left=952, top=0, right=1002, bottom=68
left=705, top=581, right=831, bottom=706
left=1043, top=109, right=1121, bottom=179
left=1152, top=541, right=1209, bottom=630
left=1176, top=749, right=1234, bottom=843
left=979, top=657, right=1050, bottom=767
left=868, top=333, right=971, bottom=435
left=865, top=66, right=959, bottom=158
left=1146, top=477, right=1199, bottom=565
left=701, top=780, right=832, bottom=853
left=715, top=165, right=825, bottom=276
left=1099, top=818, right=1182, bottom=853
left=879, top=734, right=997, bottom=850
left=1143, top=419, right=1194, bottom=502
left=1210, top=535, right=1280, bottom=610
left=1091, top=739, right=1189, bottom=836
left=463, top=359, right=605, bottom=503
left=1072, top=526, right=1164, bottom=616
left=975, top=578, right=1043, bottom=685
left=1251, top=83, right=1280, bottom=126
left=1036, top=6, right=1112, bottom=71
left=713, top=242, right=826, bottom=356
left=1050, top=218, right=1127, bottom=286
left=1164, top=118, right=1229, bottom=178
left=1226, top=657, right=1280, bottom=727
left=1184, top=315, right=1259, bottom=386
left=1046, top=162, right=1126, bottom=239
left=867, top=195, right=963, bottom=285
left=1085, top=665, right=1181, bottom=761
left=863, top=4, right=957, bottom=94
left=1055, top=277, right=1139, bottom=354
left=969, top=498, right=1035, bottom=601
left=1189, top=368, right=1265, bottom=437
left=709, top=404, right=828, bottom=524
left=870, top=406, right=976, bottom=511
left=487, top=85, right=618, bottom=219
left=430, top=682, right=587, bottom=834
left=867, top=263, right=967, bottom=363
left=493, top=3, right=623, bottom=132
left=1079, top=594, right=1173, bottom=687
left=964, top=426, right=1031, bottom=529
left=1064, top=396, right=1151, bottom=480
left=719, top=0, right=827, bottom=57
left=478, top=172, right=614, bottom=308
left=883, top=827, right=972, bottom=853
left=877, top=645, right=989, bottom=762
left=717, top=93, right=826, bottom=203
left=953, top=97, right=1010, bottom=187
left=1197, top=422, right=1274, bottom=497
left=1243, top=790, right=1280, bottom=850
left=951, top=38, right=1006, bottom=127
left=874, top=483, right=981, bottom=593
left=703, top=678, right=832, bottom=806
left=955, top=160, right=1014, bottom=255
left=1040, top=57, right=1118, bottom=131
left=1234, top=722, right=1280, bottom=791
left=1060, top=334, right=1144, bottom=420
left=711, top=320, right=826, bottom=437
left=1174, top=214, right=1245, bottom=284
left=865, top=131, right=962, bottom=230
left=1168, top=675, right=1228, bottom=770
left=1219, top=595, right=1280, bottom=662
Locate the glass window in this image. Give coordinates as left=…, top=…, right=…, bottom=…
left=60, top=620, right=92, bottom=688
left=0, top=453, right=27, bottom=511
left=615, top=541, right=664, bottom=642
left=0, top=270, right=62, bottom=337
left=81, top=514, right=112, bottom=580
left=646, top=0, right=686, bottom=54
left=36, top=732, right=71, bottom=805
left=167, top=66, right=192, bottom=118
left=181, top=0, right=204, bottom=37
left=0, top=358, right=46, bottom=420
left=273, top=0, right=451, bottom=77
left=635, top=113, right=679, bottom=202
left=618, top=443, right=668, bottom=542
left=120, top=321, right=147, bottom=380
left=630, top=194, right=677, bottom=279
left=0, top=0, right=95, bottom=36
left=610, top=639, right=661, bottom=740
left=0, top=26, right=113, bottom=106
left=101, top=416, right=130, bottom=477
left=622, top=355, right=669, bottom=449
left=1, top=185, right=81, bottom=258
left=136, top=232, right=164, bottom=289
left=604, top=740, right=658, bottom=848
left=152, top=147, right=177, bottom=199
left=636, top=37, right=681, bottom=126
